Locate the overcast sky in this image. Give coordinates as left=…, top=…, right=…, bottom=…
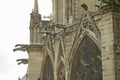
left=0, top=0, right=52, bottom=80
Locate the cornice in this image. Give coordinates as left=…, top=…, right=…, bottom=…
left=28, top=43, right=44, bottom=52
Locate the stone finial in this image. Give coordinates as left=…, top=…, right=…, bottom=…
left=34, top=0, right=39, bottom=13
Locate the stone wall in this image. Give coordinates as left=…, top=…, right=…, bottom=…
left=28, top=49, right=44, bottom=80
left=26, top=0, right=120, bottom=80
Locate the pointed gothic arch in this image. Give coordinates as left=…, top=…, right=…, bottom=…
left=56, top=40, right=65, bottom=80
left=70, top=34, right=102, bottom=80
left=42, top=55, right=54, bottom=80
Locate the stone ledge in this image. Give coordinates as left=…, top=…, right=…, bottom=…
left=28, top=43, right=44, bottom=52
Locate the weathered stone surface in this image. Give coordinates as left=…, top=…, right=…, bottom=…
left=15, top=0, right=120, bottom=80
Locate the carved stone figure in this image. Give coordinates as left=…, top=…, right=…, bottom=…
left=16, top=59, right=28, bottom=65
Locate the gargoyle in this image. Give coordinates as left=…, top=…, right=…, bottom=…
left=13, top=44, right=29, bottom=52
left=16, top=58, right=28, bottom=65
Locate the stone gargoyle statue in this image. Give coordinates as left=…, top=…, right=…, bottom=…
left=13, top=44, right=29, bottom=52
left=16, top=58, right=28, bottom=65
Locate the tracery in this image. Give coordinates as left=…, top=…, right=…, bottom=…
left=71, top=36, right=102, bottom=80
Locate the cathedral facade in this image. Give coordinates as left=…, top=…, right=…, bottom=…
left=14, top=0, right=120, bottom=80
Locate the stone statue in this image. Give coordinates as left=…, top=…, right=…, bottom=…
left=16, top=59, right=28, bottom=65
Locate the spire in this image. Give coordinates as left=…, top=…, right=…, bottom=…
left=34, top=0, right=39, bottom=13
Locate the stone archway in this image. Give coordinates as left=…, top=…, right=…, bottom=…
left=70, top=36, right=102, bottom=80
left=42, top=56, right=54, bottom=80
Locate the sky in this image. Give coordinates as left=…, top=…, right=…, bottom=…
left=0, top=0, right=52, bottom=80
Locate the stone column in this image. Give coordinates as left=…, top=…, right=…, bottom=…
left=64, top=33, right=75, bottom=80
left=99, top=12, right=115, bottom=80
left=27, top=44, right=44, bottom=80
left=54, top=40, right=60, bottom=80
left=112, top=11, right=120, bottom=80
left=97, top=6, right=120, bottom=80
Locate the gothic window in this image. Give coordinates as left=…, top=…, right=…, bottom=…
left=71, top=36, right=102, bottom=80
left=43, top=56, right=54, bottom=80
